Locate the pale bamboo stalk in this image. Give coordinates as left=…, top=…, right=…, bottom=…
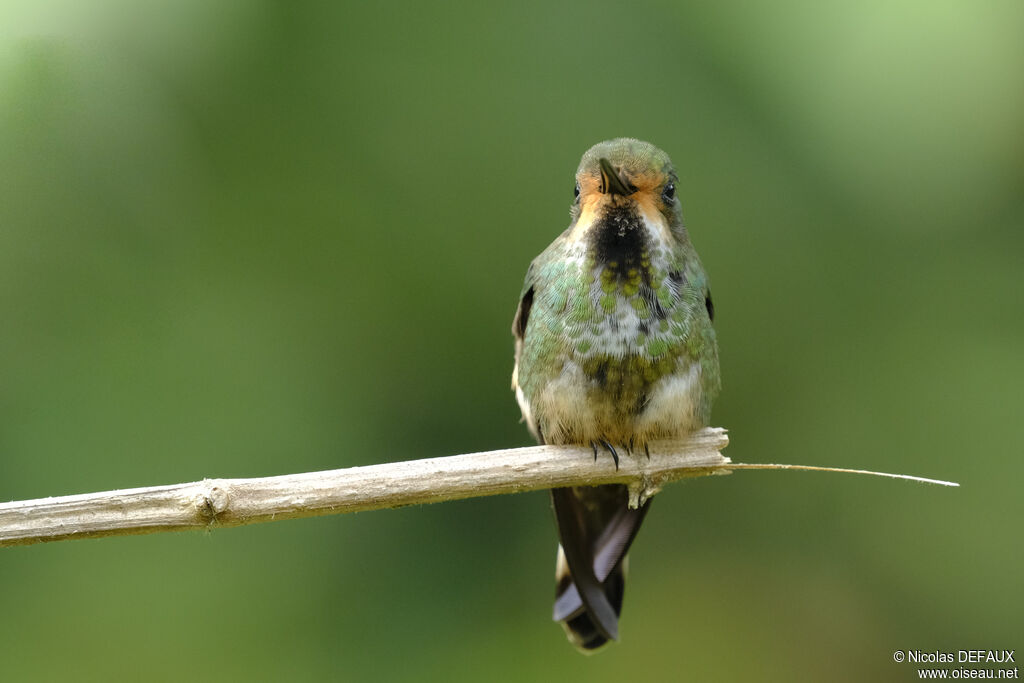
left=0, top=427, right=957, bottom=549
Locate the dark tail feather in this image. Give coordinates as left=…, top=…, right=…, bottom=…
left=556, top=557, right=627, bottom=651
left=551, top=485, right=651, bottom=652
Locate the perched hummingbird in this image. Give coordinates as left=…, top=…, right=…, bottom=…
left=511, top=138, right=720, bottom=652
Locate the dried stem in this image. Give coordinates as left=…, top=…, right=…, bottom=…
left=0, top=427, right=957, bottom=549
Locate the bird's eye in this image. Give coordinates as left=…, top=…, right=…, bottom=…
left=662, top=182, right=676, bottom=202
left=573, top=182, right=580, bottom=201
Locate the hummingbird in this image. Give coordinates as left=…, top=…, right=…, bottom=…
left=511, top=138, right=720, bottom=652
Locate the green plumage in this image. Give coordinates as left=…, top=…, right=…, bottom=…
left=511, top=139, right=721, bottom=652
left=513, top=139, right=720, bottom=447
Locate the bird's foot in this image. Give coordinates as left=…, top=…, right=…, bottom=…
left=589, top=438, right=649, bottom=469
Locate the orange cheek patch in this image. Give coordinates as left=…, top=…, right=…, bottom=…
left=634, top=193, right=674, bottom=243
left=632, top=193, right=661, bottom=216
left=577, top=172, right=603, bottom=197
left=626, top=169, right=666, bottom=193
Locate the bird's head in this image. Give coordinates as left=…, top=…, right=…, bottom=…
left=568, top=138, right=684, bottom=246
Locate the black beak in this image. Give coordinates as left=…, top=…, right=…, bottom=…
left=598, top=158, right=635, bottom=196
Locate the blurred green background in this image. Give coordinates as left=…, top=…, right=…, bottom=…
left=1, top=1, right=1021, bottom=681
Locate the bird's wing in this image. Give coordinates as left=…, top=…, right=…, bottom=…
left=511, top=261, right=541, bottom=441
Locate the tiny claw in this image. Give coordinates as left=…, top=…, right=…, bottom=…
left=599, top=440, right=620, bottom=470
left=624, top=437, right=633, bottom=456
left=644, top=443, right=650, bottom=459
left=591, top=441, right=599, bottom=461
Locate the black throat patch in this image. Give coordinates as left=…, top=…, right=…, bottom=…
left=590, top=205, right=648, bottom=271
